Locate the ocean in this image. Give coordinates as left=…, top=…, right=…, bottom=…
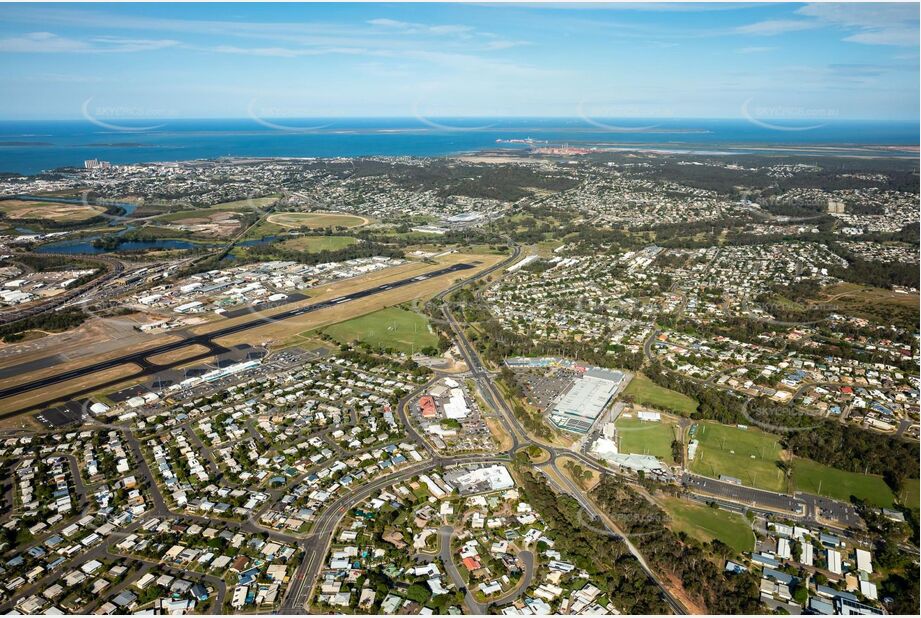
left=0, top=118, right=917, bottom=175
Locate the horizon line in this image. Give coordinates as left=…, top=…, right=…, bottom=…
left=1, top=116, right=919, bottom=124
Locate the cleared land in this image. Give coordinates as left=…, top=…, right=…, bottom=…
left=689, top=422, right=786, bottom=492
left=659, top=496, right=755, bottom=554
left=779, top=282, right=921, bottom=330
left=622, top=372, right=698, bottom=416
left=318, top=306, right=438, bottom=355
left=279, top=235, right=358, bottom=253
left=266, top=211, right=368, bottom=229
left=0, top=200, right=105, bottom=222
left=615, top=414, right=678, bottom=463
left=484, top=417, right=514, bottom=453
left=792, top=457, right=895, bottom=508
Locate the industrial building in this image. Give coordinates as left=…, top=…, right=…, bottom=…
left=548, top=368, right=624, bottom=433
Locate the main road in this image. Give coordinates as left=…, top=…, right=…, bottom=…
left=433, top=246, right=688, bottom=615
left=280, top=454, right=511, bottom=613
left=271, top=241, right=687, bottom=614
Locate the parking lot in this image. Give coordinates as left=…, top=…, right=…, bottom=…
left=513, top=367, right=580, bottom=412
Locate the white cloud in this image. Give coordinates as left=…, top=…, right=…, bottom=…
left=213, top=45, right=364, bottom=58
left=0, top=31, right=177, bottom=53
left=89, top=37, right=180, bottom=52
left=799, top=2, right=919, bottom=46
left=735, top=19, right=817, bottom=36
left=0, top=31, right=91, bottom=52
left=366, top=18, right=474, bottom=36
left=737, top=3, right=918, bottom=46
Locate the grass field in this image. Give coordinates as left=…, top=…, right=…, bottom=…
left=792, top=458, right=895, bottom=508
left=0, top=200, right=105, bottom=222
left=899, top=479, right=920, bottom=511
left=146, top=344, right=212, bottom=366
left=622, top=373, right=698, bottom=416
left=267, top=211, right=368, bottom=229
left=318, top=306, right=439, bottom=355
left=155, top=197, right=278, bottom=222
left=615, top=415, right=678, bottom=463
left=659, top=497, right=755, bottom=553
left=279, top=235, right=358, bottom=253
left=689, top=422, right=786, bottom=492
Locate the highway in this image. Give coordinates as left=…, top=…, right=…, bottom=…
left=433, top=247, right=689, bottom=615
left=0, top=262, right=475, bottom=408
left=0, top=252, right=124, bottom=325
left=281, top=245, right=528, bottom=612
left=278, top=240, right=863, bottom=614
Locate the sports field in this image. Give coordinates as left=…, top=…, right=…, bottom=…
left=689, top=422, right=786, bottom=492
left=900, top=479, right=920, bottom=511
left=318, top=306, right=439, bottom=355
left=622, top=372, right=698, bottom=416
left=615, top=415, right=678, bottom=463
left=267, top=211, right=368, bottom=229
left=792, top=458, right=895, bottom=508
left=659, top=497, right=755, bottom=553
left=279, top=235, right=358, bottom=253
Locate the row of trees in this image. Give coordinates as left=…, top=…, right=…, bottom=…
left=771, top=413, right=920, bottom=491
left=592, top=476, right=762, bottom=614
left=515, top=468, right=672, bottom=614
left=247, top=240, right=405, bottom=266
left=0, top=307, right=88, bottom=342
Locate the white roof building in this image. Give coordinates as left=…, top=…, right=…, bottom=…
left=827, top=549, right=842, bottom=575
left=443, top=388, right=469, bottom=420
left=855, top=549, right=873, bottom=574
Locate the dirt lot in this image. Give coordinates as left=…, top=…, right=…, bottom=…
left=167, top=211, right=242, bottom=237
left=266, top=211, right=369, bottom=229
left=484, top=417, right=514, bottom=452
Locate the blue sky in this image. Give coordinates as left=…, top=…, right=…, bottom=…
left=0, top=2, right=917, bottom=120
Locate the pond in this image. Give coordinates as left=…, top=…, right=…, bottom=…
left=35, top=237, right=207, bottom=255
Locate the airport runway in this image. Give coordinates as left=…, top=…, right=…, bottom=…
left=0, top=262, right=475, bottom=408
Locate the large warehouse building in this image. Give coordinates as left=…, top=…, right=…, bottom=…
left=549, top=368, right=624, bottom=433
